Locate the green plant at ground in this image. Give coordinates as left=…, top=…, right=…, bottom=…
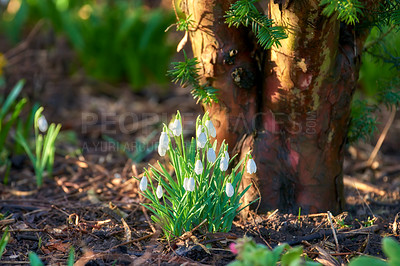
left=350, top=237, right=400, bottom=266
left=1, top=1, right=175, bottom=90
left=16, top=107, right=61, bottom=187
left=28, top=252, right=44, bottom=266
left=138, top=111, right=256, bottom=239
left=228, top=236, right=319, bottom=266
left=0, top=227, right=10, bottom=260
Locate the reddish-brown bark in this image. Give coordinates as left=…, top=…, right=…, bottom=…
left=183, top=0, right=373, bottom=213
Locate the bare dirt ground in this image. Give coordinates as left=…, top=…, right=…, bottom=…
left=1, top=26, right=400, bottom=266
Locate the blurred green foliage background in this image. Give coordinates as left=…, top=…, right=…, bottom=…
left=0, top=0, right=175, bottom=90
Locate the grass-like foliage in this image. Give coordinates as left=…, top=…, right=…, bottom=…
left=228, top=236, right=319, bottom=266
left=16, top=107, right=61, bottom=187
left=168, top=51, right=219, bottom=105
left=0, top=227, right=10, bottom=259
left=320, top=0, right=364, bottom=25
left=225, top=0, right=287, bottom=49
left=138, top=111, right=256, bottom=239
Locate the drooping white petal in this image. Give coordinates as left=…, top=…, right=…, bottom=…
left=224, top=150, right=230, bottom=162
left=158, top=144, right=167, bottom=157
left=156, top=184, right=163, bottom=199
left=170, top=119, right=182, bottom=136
left=159, top=132, right=169, bottom=148
left=139, top=176, right=148, bottom=191
left=226, top=182, right=234, bottom=197
left=194, top=160, right=203, bottom=175
left=38, top=115, right=48, bottom=132
left=197, top=132, right=207, bottom=148
left=207, top=148, right=216, bottom=163
left=220, top=156, right=228, bottom=172
left=187, top=177, right=195, bottom=192
left=183, top=178, right=189, bottom=191
left=247, top=158, right=257, bottom=174
left=205, top=120, right=216, bottom=138
left=196, top=125, right=204, bottom=138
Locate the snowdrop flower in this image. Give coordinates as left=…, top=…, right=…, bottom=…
left=195, top=160, right=203, bottom=175
left=247, top=158, right=257, bottom=174
left=183, top=177, right=189, bottom=191
left=220, top=156, right=228, bottom=171
left=196, top=125, right=204, bottom=138
left=205, top=120, right=216, bottom=138
left=226, top=182, right=234, bottom=197
left=156, top=184, right=163, bottom=199
left=158, top=132, right=169, bottom=156
left=169, top=119, right=182, bottom=136
left=224, top=150, right=230, bottom=162
left=38, top=115, right=48, bottom=132
left=207, top=148, right=216, bottom=163
left=158, top=144, right=167, bottom=157
left=139, top=176, right=148, bottom=191
left=187, top=177, right=195, bottom=192
left=197, top=132, right=207, bottom=148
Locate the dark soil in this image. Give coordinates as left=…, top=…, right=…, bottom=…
left=1, top=22, right=400, bottom=266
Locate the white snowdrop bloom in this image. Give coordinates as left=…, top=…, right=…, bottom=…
left=194, top=160, right=203, bottom=175
left=159, top=132, right=169, bottom=148
left=205, top=120, right=216, bottom=138
left=183, top=177, right=189, bottom=191
left=226, top=182, right=234, bottom=197
left=224, top=150, right=230, bottom=162
left=197, top=132, right=207, bottom=148
left=170, top=119, right=182, bottom=136
left=37, top=115, right=48, bottom=132
left=247, top=158, right=257, bottom=174
left=196, top=125, right=204, bottom=138
left=139, top=176, right=148, bottom=191
left=207, top=148, right=216, bottom=163
left=187, top=177, right=195, bottom=192
left=158, top=144, right=167, bottom=157
left=220, top=156, right=228, bottom=172
left=156, top=184, right=163, bottom=199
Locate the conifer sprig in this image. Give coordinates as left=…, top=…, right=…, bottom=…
left=225, top=0, right=287, bottom=49
left=168, top=51, right=218, bottom=105
left=320, top=0, right=364, bottom=25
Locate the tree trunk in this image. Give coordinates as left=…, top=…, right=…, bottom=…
left=183, top=0, right=369, bottom=213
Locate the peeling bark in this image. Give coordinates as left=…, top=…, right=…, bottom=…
left=184, top=0, right=374, bottom=213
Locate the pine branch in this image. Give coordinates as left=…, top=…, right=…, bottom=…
left=320, top=0, right=364, bottom=25
left=225, top=0, right=287, bottom=49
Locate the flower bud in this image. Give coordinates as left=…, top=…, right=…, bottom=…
left=156, top=184, right=163, bottom=199
left=197, top=132, right=207, bottom=148
left=169, top=119, right=182, bottom=137
left=196, top=125, right=204, bottom=138
left=159, top=132, right=169, bottom=148
left=38, top=115, right=48, bottom=132
left=187, top=177, right=195, bottom=192
left=205, top=120, right=216, bottom=138
left=226, top=182, right=234, bottom=197
left=158, top=144, right=167, bottom=157
left=194, top=160, right=203, bottom=175
left=220, top=156, right=228, bottom=171
left=224, top=150, right=230, bottom=162
left=247, top=158, right=257, bottom=174
left=183, top=177, right=189, bottom=191
left=207, top=148, right=216, bottom=163
left=139, top=176, right=148, bottom=191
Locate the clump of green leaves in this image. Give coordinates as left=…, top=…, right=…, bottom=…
left=139, top=111, right=255, bottom=239
left=229, top=236, right=319, bottom=266
left=320, top=0, right=364, bottom=25
left=176, top=15, right=195, bottom=32
left=168, top=51, right=219, bottom=105
left=16, top=107, right=61, bottom=187
left=350, top=237, right=400, bottom=265
left=225, top=0, right=287, bottom=49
